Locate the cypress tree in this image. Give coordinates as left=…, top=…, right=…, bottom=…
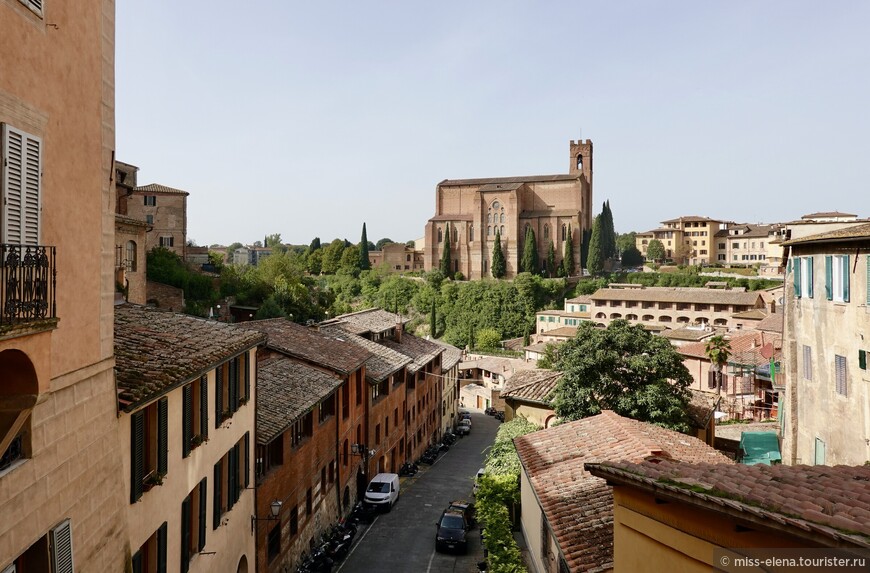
left=491, top=230, right=506, bottom=278
left=602, top=200, right=616, bottom=259
left=546, top=240, right=556, bottom=278
left=562, top=224, right=575, bottom=276
left=521, top=227, right=539, bottom=274
left=359, top=223, right=371, bottom=270
left=440, top=225, right=451, bottom=276
left=430, top=298, right=437, bottom=338
left=587, top=215, right=604, bottom=276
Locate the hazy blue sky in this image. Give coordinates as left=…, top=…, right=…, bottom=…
left=116, top=1, right=869, bottom=247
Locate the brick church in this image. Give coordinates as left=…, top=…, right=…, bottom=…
left=424, top=139, right=593, bottom=279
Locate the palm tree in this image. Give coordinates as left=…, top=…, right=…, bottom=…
left=704, top=335, right=731, bottom=394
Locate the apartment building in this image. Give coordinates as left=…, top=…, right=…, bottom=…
left=535, top=296, right=590, bottom=334
left=368, top=242, right=424, bottom=273
left=125, top=183, right=189, bottom=258
left=635, top=216, right=730, bottom=265
left=589, top=284, right=765, bottom=328
left=115, top=305, right=265, bottom=573
left=781, top=223, right=870, bottom=466
left=0, top=1, right=129, bottom=570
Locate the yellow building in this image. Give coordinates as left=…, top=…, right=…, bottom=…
left=587, top=459, right=870, bottom=572
left=500, top=369, right=560, bottom=428
left=0, top=0, right=129, bottom=570
left=636, top=216, right=730, bottom=265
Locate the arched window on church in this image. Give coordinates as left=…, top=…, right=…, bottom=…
left=487, top=226, right=492, bottom=237
left=500, top=212, right=505, bottom=224
left=438, top=227, right=443, bottom=243
left=500, top=225, right=505, bottom=237
left=487, top=213, right=492, bottom=224
left=453, top=225, right=458, bottom=243
left=577, top=154, right=584, bottom=173
left=543, top=224, right=549, bottom=239
left=469, top=225, right=474, bottom=242
left=561, top=224, right=567, bottom=241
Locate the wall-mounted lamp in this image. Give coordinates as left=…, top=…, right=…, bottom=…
left=251, top=500, right=282, bottom=534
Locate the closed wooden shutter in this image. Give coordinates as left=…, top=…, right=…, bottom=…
left=198, top=478, right=207, bottom=551
left=843, top=255, right=850, bottom=302
left=793, top=257, right=801, bottom=298
left=131, top=411, right=144, bottom=503
left=244, top=352, right=250, bottom=403
left=157, top=522, right=167, bottom=573
left=244, top=431, right=250, bottom=488
left=49, top=519, right=74, bottom=573
left=213, top=460, right=222, bottom=530
left=157, top=398, right=168, bottom=475
left=227, top=447, right=236, bottom=511
left=182, top=384, right=192, bottom=458
left=806, top=257, right=814, bottom=298
left=234, top=442, right=242, bottom=504
left=200, top=376, right=209, bottom=439
left=859, top=349, right=867, bottom=371
left=215, top=368, right=223, bottom=428
left=835, top=355, right=847, bottom=396
left=181, top=496, right=191, bottom=573
left=229, top=357, right=239, bottom=413
left=1, top=124, right=41, bottom=245
left=825, top=255, right=833, bottom=300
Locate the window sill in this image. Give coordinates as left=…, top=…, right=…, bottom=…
left=0, top=458, right=28, bottom=480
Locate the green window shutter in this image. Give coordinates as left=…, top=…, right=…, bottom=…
left=131, top=411, right=144, bottom=503
left=200, top=376, right=209, bottom=440
left=244, top=432, right=250, bottom=488
left=794, top=257, right=802, bottom=297
left=132, top=551, right=142, bottom=573
left=198, top=478, right=207, bottom=551
left=825, top=255, right=833, bottom=300
left=180, top=496, right=191, bottom=573
left=807, top=257, right=814, bottom=298
left=859, top=349, right=867, bottom=371
left=157, top=522, right=167, bottom=573
left=157, top=398, right=168, bottom=475
left=215, top=368, right=223, bottom=429
left=843, top=255, right=850, bottom=302
left=213, top=460, right=222, bottom=530
left=182, top=385, right=192, bottom=458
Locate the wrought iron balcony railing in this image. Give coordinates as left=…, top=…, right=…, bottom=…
left=1, top=244, right=57, bottom=326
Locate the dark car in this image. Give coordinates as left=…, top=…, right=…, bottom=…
left=435, top=508, right=470, bottom=553
left=448, top=499, right=476, bottom=528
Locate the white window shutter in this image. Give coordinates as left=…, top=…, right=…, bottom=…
left=1, top=124, right=41, bottom=245
left=49, top=519, right=74, bottom=573
left=2, top=562, right=16, bottom=573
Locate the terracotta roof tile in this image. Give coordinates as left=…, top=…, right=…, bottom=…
left=515, top=411, right=730, bottom=571
left=256, top=356, right=342, bottom=445
left=429, top=339, right=463, bottom=370
left=783, top=222, right=870, bottom=245
left=134, top=183, right=189, bottom=196
left=114, top=304, right=266, bottom=411
left=379, top=332, right=444, bottom=374
left=591, top=286, right=761, bottom=306
left=542, top=326, right=578, bottom=338
left=501, top=369, right=562, bottom=404
left=243, top=318, right=370, bottom=375
left=320, top=308, right=409, bottom=337
left=756, top=313, right=783, bottom=334
left=319, top=324, right=411, bottom=381
left=586, top=460, right=870, bottom=547
left=678, top=329, right=781, bottom=366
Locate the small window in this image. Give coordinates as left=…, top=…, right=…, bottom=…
left=267, top=524, right=281, bottom=562
left=159, top=236, right=174, bottom=248
left=144, top=195, right=157, bottom=207
left=132, top=522, right=167, bottom=573
left=290, top=506, right=299, bottom=536
left=146, top=214, right=154, bottom=225
left=1, top=123, right=42, bottom=245
left=213, top=433, right=249, bottom=529
left=126, top=241, right=138, bottom=272
left=130, top=398, right=168, bottom=503
left=182, top=376, right=208, bottom=458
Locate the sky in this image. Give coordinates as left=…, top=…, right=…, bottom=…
left=116, top=1, right=870, bottom=248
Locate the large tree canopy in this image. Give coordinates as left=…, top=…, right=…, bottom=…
left=542, top=320, right=693, bottom=432
left=646, top=239, right=666, bottom=262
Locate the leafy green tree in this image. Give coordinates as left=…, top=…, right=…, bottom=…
left=320, top=239, right=346, bottom=274
left=339, top=244, right=361, bottom=276
left=646, top=239, right=666, bottom=262
left=476, top=328, right=502, bottom=351
left=265, top=233, right=285, bottom=253
left=309, top=237, right=321, bottom=252
left=521, top=227, right=539, bottom=274
left=255, top=296, right=286, bottom=319
left=359, top=223, right=371, bottom=270
left=491, top=230, right=506, bottom=278
left=621, top=246, right=644, bottom=267
left=547, top=320, right=693, bottom=432
left=616, top=232, right=637, bottom=257
left=704, top=335, right=731, bottom=394
left=546, top=240, right=556, bottom=278
left=306, top=248, right=323, bottom=275
left=375, top=238, right=394, bottom=250
left=430, top=298, right=437, bottom=338
left=587, top=215, right=604, bottom=276
left=207, top=251, right=225, bottom=271
left=561, top=224, right=575, bottom=276
left=440, top=225, right=452, bottom=276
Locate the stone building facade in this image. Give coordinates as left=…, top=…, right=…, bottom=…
left=424, top=140, right=593, bottom=279
left=126, top=183, right=189, bottom=258
left=0, top=1, right=129, bottom=570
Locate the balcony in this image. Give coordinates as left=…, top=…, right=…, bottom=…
left=1, top=244, right=57, bottom=333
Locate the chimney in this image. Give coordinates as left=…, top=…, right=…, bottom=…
left=395, top=316, right=403, bottom=343
left=768, top=299, right=776, bottom=313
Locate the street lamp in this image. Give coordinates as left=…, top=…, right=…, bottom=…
left=251, top=500, right=282, bottom=533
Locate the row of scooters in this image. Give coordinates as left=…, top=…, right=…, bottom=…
left=295, top=516, right=359, bottom=573
left=400, top=430, right=460, bottom=474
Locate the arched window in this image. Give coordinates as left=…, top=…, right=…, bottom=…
left=642, top=315, right=654, bottom=321
left=561, top=224, right=567, bottom=241
left=469, top=225, right=474, bottom=242
left=659, top=315, right=672, bottom=323
left=126, top=240, right=137, bottom=272
left=500, top=226, right=505, bottom=237
left=437, top=227, right=443, bottom=243
left=488, top=213, right=492, bottom=224
left=487, top=226, right=492, bottom=236
left=610, top=313, right=622, bottom=319
left=500, top=213, right=505, bottom=224
left=543, top=224, right=549, bottom=239
left=453, top=225, right=458, bottom=243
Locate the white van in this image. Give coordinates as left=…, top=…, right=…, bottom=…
left=364, top=473, right=400, bottom=511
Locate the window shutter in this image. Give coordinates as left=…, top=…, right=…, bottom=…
left=234, top=442, right=242, bottom=503
left=1, top=124, right=41, bottom=245
left=227, top=448, right=236, bottom=512
left=213, top=460, right=222, bottom=530
left=200, top=376, right=209, bottom=439
left=843, top=255, right=850, bottom=302
left=230, top=357, right=239, bottom=412
left=198, top=478, right=207, bottom=551
left=157, top=522, right=168, bottom=573
left=859, top=349, right=867, bottom=371
left=49, top=519, right=74, bottom=573
left=825, top=255, right=833, bottom=300
left=182, top=384, right=192, bottom=458
left=157, top=398, right=168, bottom=475
left=215, top=369, right=223, bottom=428
left=807, top=257, right=814, bottom=298
left=131, top=411, right=144, bottom=503
left=181, top=497, right=191, bottom=573
left=244, top=431, right=250, bottom=488
left=244, top=352, right=250, bottom=403
left=793, top=257, right=801, bottom=298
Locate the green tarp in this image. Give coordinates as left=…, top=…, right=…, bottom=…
left=740, top=431, right=781, bottom=465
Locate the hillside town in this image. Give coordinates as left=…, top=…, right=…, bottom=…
left=2, top=3, right=870, bottom=573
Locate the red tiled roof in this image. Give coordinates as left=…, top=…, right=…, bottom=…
left=756, top=313, right=783, bottom=334
left=678, top=330, right=781, bottom=366
left=134, top=183, right=189, bottom=196
left=318, top=324, right=411, bottom=382
left=501, top=369, right=561, bottom=404
left=379, top=332, right=444, bottom=374
left=586, top=459, right=870, bottom=547
left=514, top=411, right=730, bottom=571
left=783, top=222, right=870, bottom=246
left=542, top=326, right=578, bottom=338
left=591, top=287, right=761, bottom=306
left=243, top=318, right=370, bottom=375
left=439, top=174, right=578, bottom=186
left=320, top=308, right=409, bottom=337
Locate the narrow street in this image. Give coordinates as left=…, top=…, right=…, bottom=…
left=337, top=411, right=501, bottom=573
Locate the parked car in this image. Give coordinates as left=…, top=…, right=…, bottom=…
left=456, top=418, right=472, bottom=435
left=364, top=473, right=400, bottom=512
left=448, top=499, right=476, bottom=528
left=435, top=508, right=470, bottom=553
left=459, top=410, right=471, bottom=421
left=472, top=468, right=486, bottom=496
